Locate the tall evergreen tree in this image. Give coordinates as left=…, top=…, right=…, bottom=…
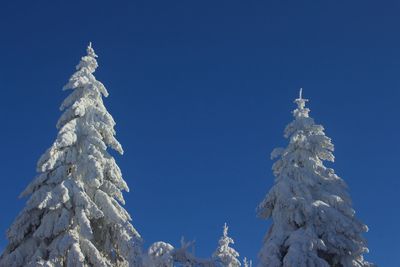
left=213, top=224, right=241, bottom=267
left=0, top=43, right=142, bottom=267
left=257, top=90, right=373, bottom=267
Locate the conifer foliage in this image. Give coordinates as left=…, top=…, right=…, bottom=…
left=213, top=224, right=241, bottom=267
left=0, top=43, right=142, bottom=267
left=257, top=89, right=373, bottom=267
left=242, top=258, right=252, bottom=267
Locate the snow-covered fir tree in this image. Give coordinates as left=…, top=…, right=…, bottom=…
left=213, top=224, right=241, bottom=267
left=257, top=89, right=373, bottom=267
left=145, top=242, right=175, bottom=267
left=242, top=258, right=252, bottom=267
left=0, top=43, right=142, bottom=267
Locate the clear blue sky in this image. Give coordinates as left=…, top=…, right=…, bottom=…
left=0, top=0, right=398, bottom=266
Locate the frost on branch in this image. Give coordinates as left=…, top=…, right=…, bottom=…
left=212, top=224, right=241, bottom=267
left=257, top=89, right=374, bottom=267
left=167, top=237, right=216, bottom=267
left=0, top=43, right=142, bottom=267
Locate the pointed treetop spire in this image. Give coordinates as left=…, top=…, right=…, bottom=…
left=87, top=41, right=98, bottom=58
left=294, top=87, right=309, bottom=112
left=223, top=222, right=229, bottom=237
left=73, top=42, right=99, bottom=74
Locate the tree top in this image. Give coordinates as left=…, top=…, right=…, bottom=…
left=294, top=88, right=309, bottom=110
left=223, top=223, right=229, bottom=238
left=87, top=42, right=98, bottom=58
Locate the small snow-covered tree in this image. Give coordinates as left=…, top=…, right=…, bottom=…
left=242, top=258, right=252, bottom=267
left=145, top=242, right=175, bottom=267
left=257, top=89, right=373, bottom=267
left=213, top=224, right=241, bottom=267
left=0, top=43, right=142, bottom=267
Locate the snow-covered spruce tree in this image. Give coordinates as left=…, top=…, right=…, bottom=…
left=213, top=224, right=241, bottom=267
left=242, top=258, right=252, bottom=267
left=0, top=43, right=142, bottom=267
left=257, top=89, right=373, bottom=267
left=145, top=242, right=175, bottom=267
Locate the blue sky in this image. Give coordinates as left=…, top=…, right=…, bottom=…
left=0, top=0, right=399, bottom=265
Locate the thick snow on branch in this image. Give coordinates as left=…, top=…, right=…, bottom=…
left=0, top=43, right=142, bottom=267
left=257, top=90, right=374, bottom=267
left=144, top=242, right=175, bottom=267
